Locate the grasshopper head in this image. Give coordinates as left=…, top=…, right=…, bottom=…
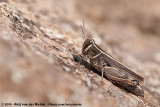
left=82, top=39, right=94, bottom=55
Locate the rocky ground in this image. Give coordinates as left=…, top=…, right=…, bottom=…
left=0, top=0, right=160, bottom=107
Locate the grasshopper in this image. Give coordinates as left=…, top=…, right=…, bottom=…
left=79, top=21, right=144, bottom=97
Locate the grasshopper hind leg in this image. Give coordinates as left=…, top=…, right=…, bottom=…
left=103, top=67, right=139, bottom=86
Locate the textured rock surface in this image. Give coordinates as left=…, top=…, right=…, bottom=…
left=0, top=0, right=160, bottom=107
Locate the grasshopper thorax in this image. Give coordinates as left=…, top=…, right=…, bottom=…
left=82, top=39, right=95, bottom=55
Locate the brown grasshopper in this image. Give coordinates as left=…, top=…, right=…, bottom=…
left=79, top=22, right=144, bottom=97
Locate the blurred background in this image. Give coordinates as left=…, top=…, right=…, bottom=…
left=0, top=0, right=160, bottom=107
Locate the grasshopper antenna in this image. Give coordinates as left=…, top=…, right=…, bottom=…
left=78, top=20, right=86, bottom=64
left=80, top=20, right=86, bottom=40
